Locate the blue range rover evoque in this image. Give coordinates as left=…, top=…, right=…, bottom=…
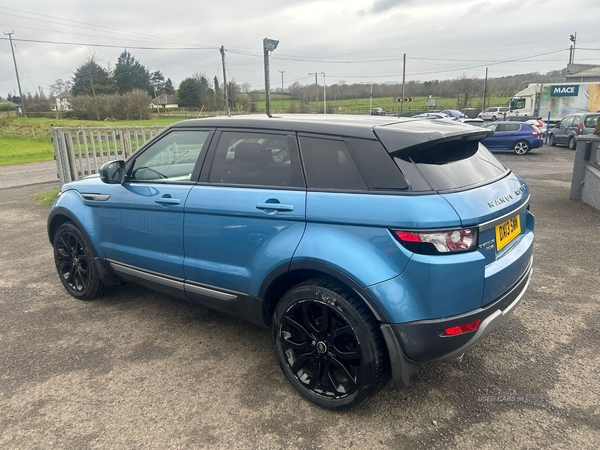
left=48, top=115, right=534, bottom=410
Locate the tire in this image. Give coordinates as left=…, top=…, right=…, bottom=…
left=549, top=134, right=556, bottom=146
left=491, top=115, right=497, bottom=121
left=272, top=279, right=389, bottom=410
left=513, top=140, right=530, bottom=155
left=568, top=136, right=576, bottom=150
left=53, top=222, right=107, bottom=300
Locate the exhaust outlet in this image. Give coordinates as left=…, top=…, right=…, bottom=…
left=444, top=353, right=464, bottom=364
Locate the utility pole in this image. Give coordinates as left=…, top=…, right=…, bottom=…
left=308, top=72, right=319, bottom=113
left=279, top=70, right=285, bottom=113
left=482, top=67, right=488, bottom=112
left=320, top=72, right=326, bottom=114
left=569, top=32, right=577, bottom=72
left=4, top=32, right=26, bottom=116
left=220, top=46, right=230, bottom=115
left=401, top=53, right=406, bottom=117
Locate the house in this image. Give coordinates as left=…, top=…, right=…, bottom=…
left=53, top=91, right=72, bottom=111
left=0, top=97, right=21, bottom=113
left=151, top=93, right=179, bottom=109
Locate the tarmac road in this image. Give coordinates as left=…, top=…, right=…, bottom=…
left=0, top=145, right=599, bottom=449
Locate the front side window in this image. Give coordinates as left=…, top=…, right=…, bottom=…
left=129, top=130, right=209, bottom=182
left=208, top=131, right=302, bottom=187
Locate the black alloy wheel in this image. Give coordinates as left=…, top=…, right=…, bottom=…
left=272, top=279, right=389, bottom=410
left=53, top=222, right=106, bottom=300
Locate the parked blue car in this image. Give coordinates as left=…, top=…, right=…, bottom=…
left=441, top=109, right=467, bottom=120
left=48, top=116, right=534, bottom=410
left=482, top=122, right=543, bottom=154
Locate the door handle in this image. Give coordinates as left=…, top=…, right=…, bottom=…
left=256, top=202, right=294, bottom=212
left=155, top=197, right=181, bottom=205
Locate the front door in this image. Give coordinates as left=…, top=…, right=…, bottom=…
left=95, top=130, right=211, bottom=278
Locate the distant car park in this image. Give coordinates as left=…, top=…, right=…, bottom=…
left=478, top=107, right=509, bottom=121
left=482, top=122, right=543, bottom=154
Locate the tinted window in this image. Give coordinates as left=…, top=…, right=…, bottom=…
left=345, top=138, right=408, bottom=190
left=300, top=136, right=368, bottom=190
left=129, top=130, right=209, bottom=182
left=394, top=141, right=507, bottom=192
left=208, top=131, right=301, bottom=187
left=504, top=123, right=520, bottom=132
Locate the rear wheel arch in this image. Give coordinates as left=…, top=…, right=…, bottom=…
left=260, top=260, right=390, bottom=327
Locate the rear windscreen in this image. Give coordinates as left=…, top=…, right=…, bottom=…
left=393, top=140, right=508, bottom=192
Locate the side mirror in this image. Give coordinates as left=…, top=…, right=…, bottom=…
left=99, top=160, right=126, bottom=184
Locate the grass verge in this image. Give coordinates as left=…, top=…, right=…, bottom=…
left=34, top=187, right=60, bottom=206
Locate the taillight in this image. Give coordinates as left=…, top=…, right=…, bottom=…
left=578, top=123, right=583, bottom=135
left=392, top=228, right=478, bottom=254
left=444, top=319, right=481, bottom=336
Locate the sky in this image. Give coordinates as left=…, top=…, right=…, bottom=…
left=1, top=0, right=600, bottom=99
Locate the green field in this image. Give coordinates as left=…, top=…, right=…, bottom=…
left=0, top=137, right=56, bottom=166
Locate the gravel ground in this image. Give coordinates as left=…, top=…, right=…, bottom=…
left=0, top=145, right=599, bottom=449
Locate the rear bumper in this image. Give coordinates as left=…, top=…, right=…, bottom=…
left=382, top=257, right=532, bottom=390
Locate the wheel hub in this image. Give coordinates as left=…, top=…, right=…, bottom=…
left=316, top=341, right=328, bottom=354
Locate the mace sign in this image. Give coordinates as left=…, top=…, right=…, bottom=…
left=550, top=85, right=579, bottom=97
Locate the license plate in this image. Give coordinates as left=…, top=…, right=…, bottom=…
left=495, top=214, right=521, bottom=251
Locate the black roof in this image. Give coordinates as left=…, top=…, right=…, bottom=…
left=171, top=114, right=492, bottom=152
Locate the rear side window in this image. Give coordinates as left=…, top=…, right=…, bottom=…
left=345, top=138, right=408, bottom=190
left=394, top=141, right=508, bottom=192
left=572, top=116, right=581, bottom=127
left=299, top=136, right=368, bottom=190
left=584, top=115, right=599, bottom=128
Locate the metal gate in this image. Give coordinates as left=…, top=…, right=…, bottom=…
left=51, top=126, right=166, bottom=185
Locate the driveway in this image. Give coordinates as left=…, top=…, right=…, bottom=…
left=0, top=146, right=599, bottom=449
left=0, top=160, right=58, bottom=189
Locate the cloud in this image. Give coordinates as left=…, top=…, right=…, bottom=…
left=367, top=0, right=411, bottom=14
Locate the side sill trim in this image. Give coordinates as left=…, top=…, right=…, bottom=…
left=108, top=261, right=183, bottom=290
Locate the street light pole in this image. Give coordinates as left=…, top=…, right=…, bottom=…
left=263, top=38, right=279, bottom=117
left=308, top=72, right=319, bottom=113
left=279, top=70, right=285, bottom=113
left=320, top=72, right=326, bottom=114
left=4, top=31, right=25, bottom=116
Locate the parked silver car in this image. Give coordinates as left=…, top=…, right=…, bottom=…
left=549, top=113, right=599, bottom=149
left=478, top=107, right=509, bottom=121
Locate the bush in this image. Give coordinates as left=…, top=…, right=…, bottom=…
left=0, top=104, right=16, bottom=112
left=69, top=90, right=152, bottom=121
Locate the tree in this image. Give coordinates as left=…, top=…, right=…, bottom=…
left=454, top=74, right=480, bottom=109
left=49, top=79, right=73, bottom=97
left=71, top=57, right=115, bottom=96
left=150, top=70, right=165, bottom=97
left=113, top=50, right=152, bottom=95
left=164, top=78, right=175, bottom=95
left=178, top=77, right=202, bottom=107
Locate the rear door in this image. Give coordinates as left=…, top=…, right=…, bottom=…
left=183, top=129, right=306, bottom=298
